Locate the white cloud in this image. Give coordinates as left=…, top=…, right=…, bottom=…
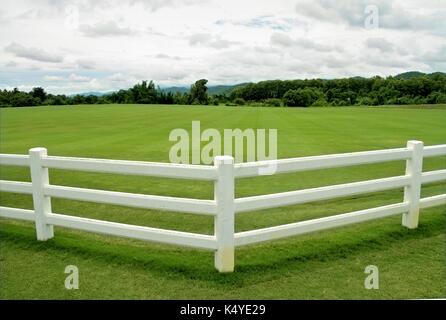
left=270, top=33, right=335, bottom=52
left=365, top=37, right=395, bottom=53
left=108, top=73, right=128, bottom=82
left=129, top=0, right=205, bottom=12
left=189, top=33, right=212, bottom=46
left=270, top=33, right=293, bottom=47
left=44, top=75, right=64, bottom=81
left=216, top=15, right=306, bottom=32
left=68, top=73, right=90, bottom=82
left=0, top=0, right=444, bottom=94
left=154, top=53, right=181, bottom=60
left=295, top=0, right=446, bottom=35
left=4, top=42, right=63, bottom=63
left=189, top=33, right=238, bottom=49
left=76, top=58, right=96, bottom=70
left=5, top=61, right=17, bottom=67
left=80, top=21, right=136, bottom=37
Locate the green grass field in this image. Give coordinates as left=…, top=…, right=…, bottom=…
left=0, top=104, right=445, bottom=299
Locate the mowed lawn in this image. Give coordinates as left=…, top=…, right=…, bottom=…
left=0, top=104, right=445, bottom=299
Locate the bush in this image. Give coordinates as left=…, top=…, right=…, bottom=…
left=10, top=92, right=39, bottom=107
left=356, top=96, right=374, bottom=106
left=396, top=95, right=415, bottom=105
left=264, top=98, right=282, bottom=107
left=311, top=97, right=329, bottom=107
left=233, top=98, right=246, bottom=106
left=209, top=97, right=219, bottom=106
left=427, top=91, right=446, bottom=104
left=283, top=88, right=318, bottom=107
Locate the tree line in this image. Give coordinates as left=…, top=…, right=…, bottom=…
left=1, top=73, right=446, bottom=108
left=0, top=79, right=211, bottom=108
left=229, top=73, right=446, bottom=107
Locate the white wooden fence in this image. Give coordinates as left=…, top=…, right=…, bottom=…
left=0, top=141, right=445, bottom=272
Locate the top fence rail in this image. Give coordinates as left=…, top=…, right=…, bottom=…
left=0, top=154, right=217, bottom=181
left=234, top=145, right=446, bottom=178
left=1, top=144, right=445, bottom=180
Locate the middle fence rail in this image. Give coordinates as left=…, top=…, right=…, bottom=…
left=0, top=141, right=445, bottom=272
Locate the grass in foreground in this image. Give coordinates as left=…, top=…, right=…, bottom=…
left=0, top=104, right=445, bottom=299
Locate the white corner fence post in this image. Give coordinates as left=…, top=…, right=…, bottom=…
left=214, top=155, right=235, bottom=272
left=402, top=140, right=424, bottom=229
left=29, top=147, right=54, bottom=240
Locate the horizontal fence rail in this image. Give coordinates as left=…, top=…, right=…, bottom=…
left=0, top=206, right=35, bottom=221
left=420, top=194, right=446, bottom=209
left=42, top=156, right=217, bottom=181
left=46, top=213, right=217, bottom=250
left=0, top=154, right=30, bottom=167
left=421, top=169, right=446, bottom=184
left=234, top=147, right=412, bottom=178
left=0, top=180, right=33, bottom=194
left=0, top=141, right=445, bottom=272
left=423, top=145, right=446, bottom=158
left=235, top=175, right=411, bottom=213
left=235, top=202, right=410, bottom=246
left=44, top=184, right=217, bottom=215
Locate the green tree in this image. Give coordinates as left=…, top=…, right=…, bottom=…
left=10, top=91, right=38, bottom=107
left=233, top=97, right=245, bottom=106
left=30, top=87, right=47, bottom=104
left=130, top=80, right=158, bottom=104
left=264, top=98, right=282, bottom=107
left=190, top=79, right=209, bottom=104
left=283, top=88, right=318, bottom=107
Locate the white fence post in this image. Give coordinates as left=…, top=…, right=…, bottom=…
left=402, top=140, right=424, bottom=229
left=214, top=155, right=235, bottom=272
left=29, top=147, right=54, bottom=240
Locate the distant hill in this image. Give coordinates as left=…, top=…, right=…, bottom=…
left=69, top=73, right=446, bottom=97
left=159, top=86, right=189, bottom=95
left=161, top=83, right=250, bottom=96
left=428, top=72, right=446, bottom=78
left=395, top=71, right=446, bottom=79
left=207, top=83, right=251, bottom=95
left=70, top=84, right=250, bottom=97
left=69, top=91, right=112, bottom=97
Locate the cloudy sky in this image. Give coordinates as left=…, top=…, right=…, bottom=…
left=0, top=0, right=445, bottom=94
